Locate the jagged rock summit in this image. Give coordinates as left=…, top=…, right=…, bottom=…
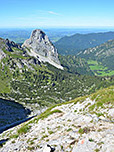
left=22, top=29, right=63, bottom=69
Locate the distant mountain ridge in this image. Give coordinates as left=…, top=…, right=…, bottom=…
left=54, top=31, right=114, bottom=55
left=78, top=40, right=114, bottom=59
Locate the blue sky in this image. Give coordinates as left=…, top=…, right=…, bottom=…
left=0, top=0, right=114, bottom=28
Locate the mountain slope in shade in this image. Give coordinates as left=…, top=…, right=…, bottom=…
left=59, top=55, right=94, bottom=75
left=54, top=32, right=114, bottom=55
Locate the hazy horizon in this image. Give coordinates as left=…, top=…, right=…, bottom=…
left=0, top=26, right=114, bottom=44
left=0, top=26, right=114, bottom=29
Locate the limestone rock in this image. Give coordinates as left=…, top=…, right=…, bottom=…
left=0, top=38, right=22, bottom=53
left=1, top=97, right=114, bottom=152
left=0, top=49, right=6, bottom=60
left=5, top=38, right=22, bottom=51
left=22, top=29, right=63, bottom=69
left=43, top=145, right=55, bottom=152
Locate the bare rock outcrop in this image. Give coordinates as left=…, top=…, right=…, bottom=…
left=22, top=29, right=63, bottom=69
left=0, top=38, right=24, bottom=61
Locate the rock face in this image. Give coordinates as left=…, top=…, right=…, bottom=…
left=0, top=38, right=7, bottom=60
left=0, top=38, right=24, bottom=61
left=5, top=39, right=22, bottom=51
left=22, top=29, right=63, bottom=69
left=0, top=49, right=6, bottom=61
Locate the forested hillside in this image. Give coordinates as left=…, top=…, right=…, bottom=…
left=55, top=32, right=114, bottom=55
left=77, top=40, right=114, bottom=76
left=59, top=55, right=94, bottom=75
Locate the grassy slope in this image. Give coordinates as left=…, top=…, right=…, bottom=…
left=3, top=85, right=113, bottom=140
left=29, top=85, right=114, bottom=125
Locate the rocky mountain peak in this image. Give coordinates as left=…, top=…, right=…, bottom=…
left=5, top=39, right=22, bottom=51
left=22, top=29, right=63, bottom=70
left=31, top=29, right=46, bottom=40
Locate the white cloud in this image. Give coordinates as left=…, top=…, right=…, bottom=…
left=35, top=10, right=61, bottom=16
left=48, top=11, right=61, bottom=16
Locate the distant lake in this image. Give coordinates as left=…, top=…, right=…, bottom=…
left=0, top=98, right=30, bottom=130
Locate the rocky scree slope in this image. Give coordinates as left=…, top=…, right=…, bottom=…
left=0, top=86, right=114, bottom=152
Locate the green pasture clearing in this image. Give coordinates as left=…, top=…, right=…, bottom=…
left=89, top=65, right=107, bottom=71
left=87, top=60, right=114, bottom=76
left=87, top=60, right=98, bottom=65
left=97, top=70, right=114, bottom=76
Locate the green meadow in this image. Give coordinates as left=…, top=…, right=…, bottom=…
left=87, top=60, right=114, bottom=76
